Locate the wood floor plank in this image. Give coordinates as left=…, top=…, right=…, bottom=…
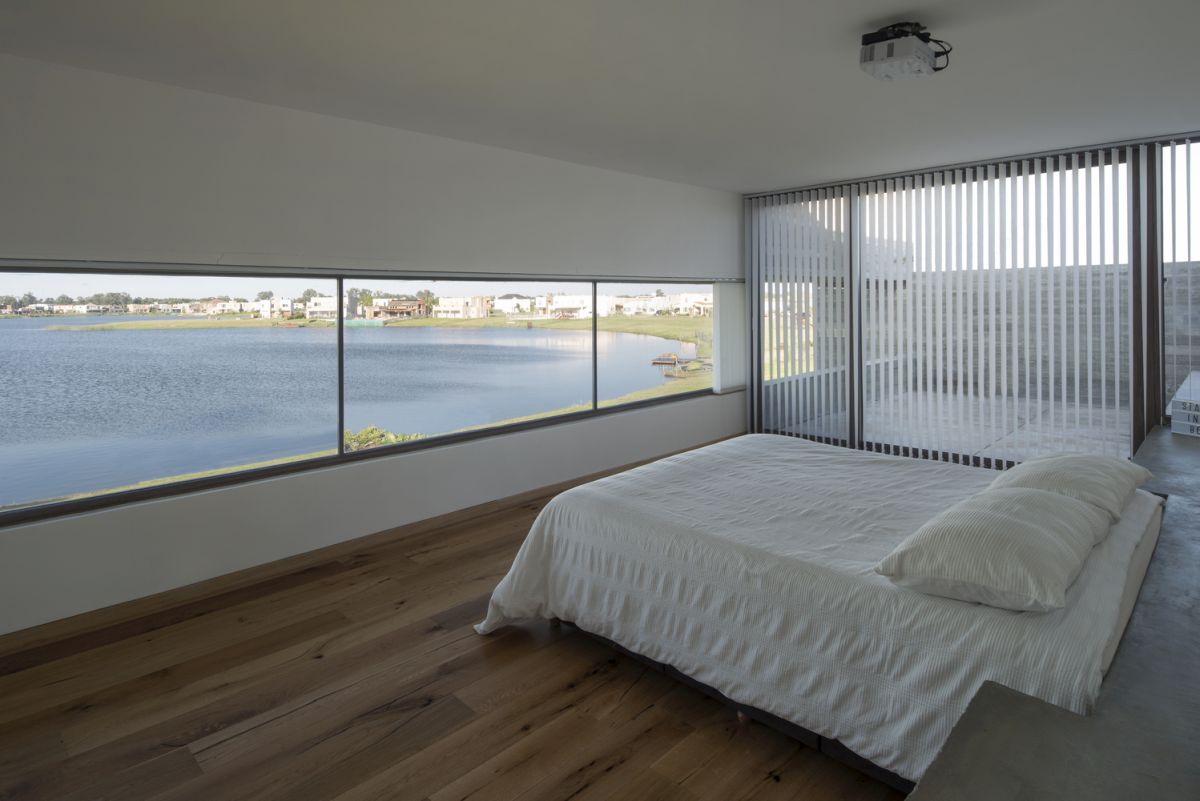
left=0, top=561, right=354, bottom=678
left=0, top=560, right=418, bottom=720
left=57, top=610, right=352, bottom=756
left=0, top=452, right=904, bottom=801
left=190, top=625, right=564, bottom=778
left=677, top=720, right=800, bottom=800
left=58, top=748, right=202, bottom=801
left=432, top=674, right=693, bottom=801
left=0, top=618, right=476, bottom=800
left=726, top=745, right=826, bottom=801
left=512, top=686, right=705, bottom=801
left=0, top=730, right=66, bottom=790
left=331, top=646, right=651, bottom=801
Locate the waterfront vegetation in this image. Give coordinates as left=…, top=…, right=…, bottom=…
left=342, top=426, right=423, bottom=452
left=382, top=314, right=713, bottom=358
left=48, top=313, right=713, bottom=357
left=47, top=316, right=331, bottom=331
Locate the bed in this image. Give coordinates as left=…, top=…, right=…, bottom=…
left=476, top=434, right=1165, bottom=785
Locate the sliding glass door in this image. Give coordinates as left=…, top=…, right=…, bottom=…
left=749, top=144, right=1164, bottom=465
left=858, top=155, right=1132, bottom=463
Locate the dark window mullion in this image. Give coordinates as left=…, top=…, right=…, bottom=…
left=337, top=276, right=345, bottom=455
left=592, top=281, right=599, bottom=410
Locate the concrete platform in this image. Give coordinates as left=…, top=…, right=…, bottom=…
left=910, top=426, right=1200, bottom=800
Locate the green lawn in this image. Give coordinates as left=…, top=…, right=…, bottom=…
left=49, top=317, right=329, bottom=331
left=384, top=314, right=713, bottom=357
left=47, top=313, right=711, bottom=356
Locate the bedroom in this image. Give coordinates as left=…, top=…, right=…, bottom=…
left=0, top=1, right=1197, bottom=799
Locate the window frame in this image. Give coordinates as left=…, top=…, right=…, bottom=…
left=746, top=141, right=1171, bottom=464
left=0, top=262, right=726, bottom=528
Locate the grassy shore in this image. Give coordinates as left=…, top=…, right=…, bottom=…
left=50, top=313, right=712, bottom=356
left=49, top=317, right=332, bottom=331
left=383, top=314, right=713, bottom=357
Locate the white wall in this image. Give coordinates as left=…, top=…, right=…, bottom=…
left=0, top=392, right=745, bottom=635
left=713, top=283, right=747, bottom=393
left=0, top=54, right=740, bottom=278
left=0, top=56, right=747, bottom=635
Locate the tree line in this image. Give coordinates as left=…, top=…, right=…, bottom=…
left=2, top=286, right=440, bottom=310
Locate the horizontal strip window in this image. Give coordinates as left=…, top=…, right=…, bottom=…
left=0, top=268, right=717, bottom=526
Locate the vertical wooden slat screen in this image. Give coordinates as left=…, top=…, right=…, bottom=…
left=749, top=147, right=1144, bottom=463
left=1162, top=138, right=1199, bottom=423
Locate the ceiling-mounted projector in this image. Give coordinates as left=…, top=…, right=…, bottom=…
left=860, top=22, right=951, bottom=80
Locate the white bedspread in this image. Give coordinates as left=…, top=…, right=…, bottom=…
left=477, top=434, right=1163, bottom=781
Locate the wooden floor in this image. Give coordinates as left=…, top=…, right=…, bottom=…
left=0, top=481, right=906, bottom=801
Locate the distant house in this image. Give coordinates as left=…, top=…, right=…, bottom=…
left=203, top=299, right=252, bottom=315
left=613, top=294, right=668, bottom=315
left=369, top=296, right=427, bottom=319
left=494, top=293, right=535, bottom=315
left=433, top=296, right=493, bottom=319
left=126, top=303, right=158, bottom=314
left=305, top=296, right=339, bottom=320
left=257, top=298, right=294, bottom=318
left=548, top=293, right=593, bottom=319
left=665, top=292, right=714, bottom=316
left=303, top=295, right=360, bottom=320
left=0, top=305, right=13, bottom=315
left=56, top=303, right=100, bottom=315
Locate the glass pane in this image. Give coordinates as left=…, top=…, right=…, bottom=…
left=0, top=272, right=338, bottom=511
left=856, top=157, right=1131, bottom=462
left=754, top=191, right=851, bottom=444
left=342, top=279, right=593, bottom=450
left=596, top=283, right=714, bottom=406
left=1163, top=141, right=1200, bottom=421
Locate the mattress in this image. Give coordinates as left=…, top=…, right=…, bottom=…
left=476, top=434, right=1164, bottom=782
left=1101, top=499, right=1163, bottom=673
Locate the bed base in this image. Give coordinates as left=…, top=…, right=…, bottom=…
left=563, top=621, right=916, bottom=794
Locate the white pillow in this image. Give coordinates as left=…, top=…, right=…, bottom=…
left=988, top=453, right=1153, bottom=523
left=875, top=487, right=1112, bottom=612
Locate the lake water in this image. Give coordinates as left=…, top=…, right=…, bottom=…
left=0, top=316, right=699, bottom=507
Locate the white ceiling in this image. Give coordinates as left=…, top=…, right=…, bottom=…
left=2, top=0, right=1198, bottom=193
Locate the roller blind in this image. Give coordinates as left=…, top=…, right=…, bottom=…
left=751, top=147, right=1142, bottom=464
